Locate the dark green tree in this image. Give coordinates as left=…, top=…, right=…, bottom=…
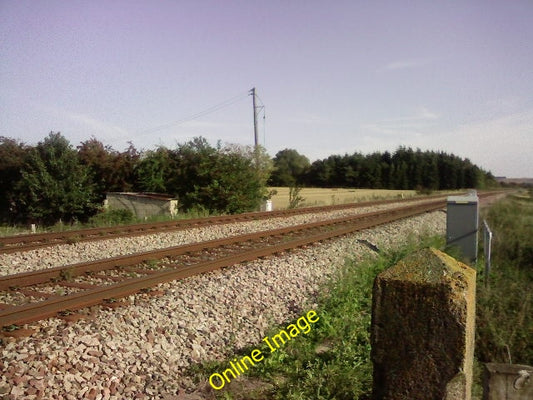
left=114, top=142, right=140, bottom=192
left=17, top=132, right=97, bottom=224
left=77, top=138, right=141, bottom=199
left=167, top=138, right=271, bottom=214
left=135, top=146, right=174, bottom=193
left=78, top=138, right=119, bottom=200
left=421, top=153, right=439, bottom=190
left=0, top=137, right=28, bottom=222
left=269, top=149, right=311, bottom=186
left=302, top=146, right=495, bottom=190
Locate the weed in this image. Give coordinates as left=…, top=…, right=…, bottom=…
left=475, top=195, right=533, bottom=366
left=2, top=324, right=20, bottom=332
left=288, top=186, right=305, bottom=209
left=65, top=236, right=80, bottom=245
left=59, top=268, right=75, bottom=281
left=468, top=195, right=533, bottom=396
left=88, top=208, right=136, bottom=227
left=190, top=235, right=444, bottom=399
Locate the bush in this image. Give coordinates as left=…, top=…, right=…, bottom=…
left=88, top=208, right=136, bottom=226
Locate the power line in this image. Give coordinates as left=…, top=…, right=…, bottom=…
left=135, top=90, right=250, bottom=136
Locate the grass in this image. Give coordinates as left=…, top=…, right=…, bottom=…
left=0, top=225, right=28, bottom=237
left=0, top=206, right=214, bottom=237
left=189, top=190, right=532, bottom=399
left=190, top=235, right=445, bottom=400
left=0, top=187, right=460, bottom=235
left=474, top=191, right=533, bottom=366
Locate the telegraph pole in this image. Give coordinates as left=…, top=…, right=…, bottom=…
left=250, top=87, right=259, bottom=148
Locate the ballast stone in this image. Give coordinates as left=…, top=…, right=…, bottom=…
left=371, top=247, right=476, bottom=400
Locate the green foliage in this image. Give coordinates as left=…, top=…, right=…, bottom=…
left=303, top=146, right=496, bottom=190
left=88, top=208, right=136, bottom=226
left=169, top=138, right=272, bottom=214
left=16, top=132, right=98, bottom=224
left=269, top=149, right=311, bottom=186
left=287, top=186, right=305, bottom=209
left=192, top=235, right=444, bottom=399
left=0, top=133, right=271, bottom=225
left=485, top=197, right=533, bottom=270
left=134, top=146, right=174, bottom=193
left=475, top=196, right=533, bottom=365
left=0, top=132, right=498, bottom=225
left=0, top=137, right=28, bottom=223
left=77, top=137, right=139, bottom=200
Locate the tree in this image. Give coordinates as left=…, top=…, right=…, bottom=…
left=135, top=146, right=174, bottom=193
left=78, top=138, right=119, bottom=200
left=269, top=149, right=310, bottom=186
left=114, top=142, right=140, bottom=192
left=77, top=138, right=140, bottom=198
left=167, top=137, right=272, bottom=214
left=421, top=153, right=439, bottom=190
left=17, top=132, right=97, bottom=224
left=0, top=137, right=28, bottom=222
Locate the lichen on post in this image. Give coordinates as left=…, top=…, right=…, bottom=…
left=371, top=247, right=476, bottom=400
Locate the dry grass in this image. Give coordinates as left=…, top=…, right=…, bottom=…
left=267, top=187, right=417, bottom=210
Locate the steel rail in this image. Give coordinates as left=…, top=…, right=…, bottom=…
left=0, top=200, right=444, bottom=291
left=0, top=200, right=443, bottom=328
left=0, top=194, right=456, bottom=254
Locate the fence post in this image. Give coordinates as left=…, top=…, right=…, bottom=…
left=371, top=248, right=476, bottom=399
left=482, top=220, right=493, bottom=287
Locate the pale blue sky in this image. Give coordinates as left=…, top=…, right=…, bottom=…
left=1, top=0, right=532, bottom=177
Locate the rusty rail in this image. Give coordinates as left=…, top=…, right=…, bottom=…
left=0, top=200, right=444, bottom=329
left=0, top=194, right=454, bottom=254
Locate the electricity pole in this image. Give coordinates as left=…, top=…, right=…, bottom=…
left=250, top=87, right=259, bottom=148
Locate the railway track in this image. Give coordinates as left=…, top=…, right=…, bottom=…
left=0, top=194, right=452, bottom=254
left=0, top=199, right=444, bottom=334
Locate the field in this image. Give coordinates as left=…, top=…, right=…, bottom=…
left=268, top=187, right=418, bottom=209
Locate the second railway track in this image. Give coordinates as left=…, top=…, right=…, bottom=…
left=0, top=199, right=444, bottom=332
left=0, top=194, right=453, bottom=254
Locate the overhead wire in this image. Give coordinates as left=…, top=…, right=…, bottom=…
left=135, top=90, right=250, bottom=136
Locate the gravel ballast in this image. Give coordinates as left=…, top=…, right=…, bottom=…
left=1, top=209, right=445, bottom=399
left=0, top=199, right=435, bottom=277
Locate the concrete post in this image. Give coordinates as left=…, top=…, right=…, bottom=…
left=484, top=363, right=533, bottom=400
left=371, top=248, right=476, bottom=400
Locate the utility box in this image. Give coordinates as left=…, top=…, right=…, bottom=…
left=446, top=193, right=479, bottom=262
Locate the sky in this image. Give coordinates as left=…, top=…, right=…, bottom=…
left=1, top=0, right=532, bottom=178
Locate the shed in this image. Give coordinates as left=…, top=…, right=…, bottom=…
left=104, top=192, right=178, bottom=219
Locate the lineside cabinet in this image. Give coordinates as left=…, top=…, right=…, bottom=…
left=446, top=193, right=479, bottom=262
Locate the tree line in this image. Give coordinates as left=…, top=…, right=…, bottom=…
left=0, top=133, right=271, bottom=225
left=269, top=147, right=497, bottom=190
left=0, top=132, right=497, bottom=226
